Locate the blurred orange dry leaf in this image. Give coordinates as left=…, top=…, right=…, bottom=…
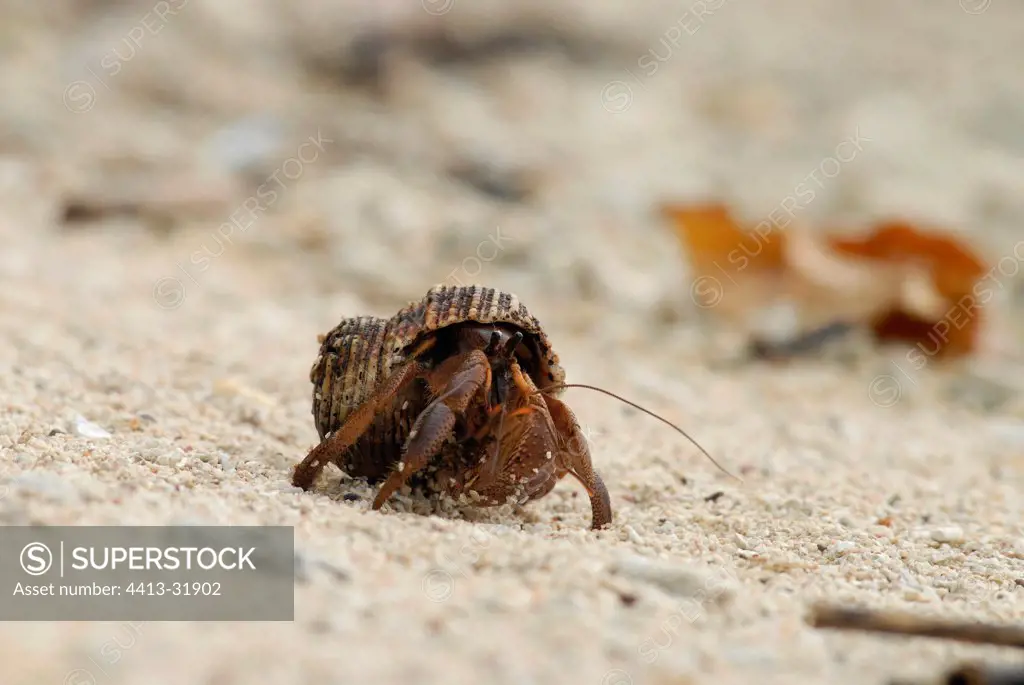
left=828, top=221, right=987, bottom=298
left=661, top=203, right=785, bottom=273
left=828, top=221, right=988, bottom=357
left=659, top=203, right=787, bottom=322
left=661, top=202, right=990, bottom=359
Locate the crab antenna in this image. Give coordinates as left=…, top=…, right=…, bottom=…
left=535, top=382, right=740, bottom=482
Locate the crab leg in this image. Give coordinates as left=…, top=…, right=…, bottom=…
left=468, top=361, right=543, bottom=494
left=292, top=358, right=427, bottom=491
left=543, top=393, right=612, bottom=530
left=371, top=349, right=491, bottom=511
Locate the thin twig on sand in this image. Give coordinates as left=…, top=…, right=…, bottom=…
left=808, top=603, right=1024, bottom=650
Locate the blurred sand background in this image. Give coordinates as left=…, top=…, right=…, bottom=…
left=1, top=1, right=1023, bottom=683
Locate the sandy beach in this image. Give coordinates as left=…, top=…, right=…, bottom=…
left=1, top=2, right=1023, bottom=683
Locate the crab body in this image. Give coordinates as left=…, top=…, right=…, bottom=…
left=293, top=284, right=611, bottom=529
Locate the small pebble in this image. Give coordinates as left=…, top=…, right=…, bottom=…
left=930, top=526, right=965, bottom=544
left=902, top=586, right=940, bottom=603
left=206, top=114, right=285, bottom=174
left=833, top=541, right=856, bottom=555
left=73, top=415, right=110, bottom=439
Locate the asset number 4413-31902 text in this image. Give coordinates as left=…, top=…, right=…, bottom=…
left=125, top=581, right=222, bottom=596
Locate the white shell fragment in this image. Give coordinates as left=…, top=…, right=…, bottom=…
left=73, top=415, right=111, bottom=439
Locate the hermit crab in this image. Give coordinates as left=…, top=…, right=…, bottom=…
left=292, top=284, right=730, bottom=529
